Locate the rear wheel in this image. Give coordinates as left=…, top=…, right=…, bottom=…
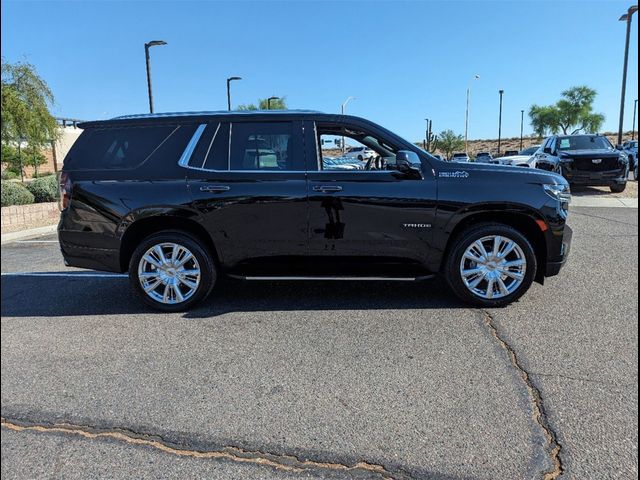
left=445, top=224, right=537, bottom=307
left=129, top=231, right=216, bottom=311
left=610, top=182, right=627, bottom=193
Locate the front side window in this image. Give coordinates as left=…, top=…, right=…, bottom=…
left=230, top=122, right=296, bottom=171
left=316, top=123, right=400, bottom=172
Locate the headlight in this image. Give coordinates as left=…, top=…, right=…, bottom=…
left=544, top=183, right=571, bottom=213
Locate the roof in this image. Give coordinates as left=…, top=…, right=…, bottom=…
left=111, top=109, right=322, bottom=120
left=78, top=110, right=326, bottom=128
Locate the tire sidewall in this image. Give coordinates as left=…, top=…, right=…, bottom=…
left=446, top=224, right=538, bottom=307
left=128, top=231, right=216, bottom=312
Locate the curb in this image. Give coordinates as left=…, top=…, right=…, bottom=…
left=1, top=225, right=58, bottom=245
left=571, top=197, right=638, bottom=208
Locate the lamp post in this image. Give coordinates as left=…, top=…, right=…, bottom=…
left=632, top=99, right=638, bottom=140
left=144, top=40, right=167, bottom=114
left=464, top=74, right=480, bottom=153
left=267, top=96, right=280, bottom=110
left=424, top=118, right=430, bottom=150
left=497, top=89, right=504, bottom=155
left=340, top=96, right=355, bottom=154
left=520, top=110, right=525, bottom=150
left=226, top=77, right=242, bottom=111
left=617, top=5, right=638, bottom=145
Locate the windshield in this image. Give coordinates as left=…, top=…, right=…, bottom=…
left=557, top=136, right=613, bottom=151
left=520, top=146, right=539, bottom=155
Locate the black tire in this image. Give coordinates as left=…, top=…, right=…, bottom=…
left=128, top=230, right=216, bottom=312
left=610, top=182, right=627, bottom=193
left=445, top=223, right=537, bottom=307
left=357, top=155, right=363, bottom=161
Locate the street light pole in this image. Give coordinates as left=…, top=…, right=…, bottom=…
left=520, top=110, right=525, bottom=150
left=340, top=96, right=355, bottom=154
left=617, top=5, right=638, bottom=145
left=267, top=96, right=279, bottom=110
left=632, top=99, right=638, bottom=140
left=226, top=77, right=242, bottom=111
left=498, top=89, right=504, bottom=155
left=144, top=40, right=167, bottom=114
left=464, top=74, right=480, bottom=153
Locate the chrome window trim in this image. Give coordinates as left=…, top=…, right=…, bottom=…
left=178, top=123, right=207, bottom=168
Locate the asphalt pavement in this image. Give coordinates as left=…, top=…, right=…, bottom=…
left=1, top=206, right=637, bottom=479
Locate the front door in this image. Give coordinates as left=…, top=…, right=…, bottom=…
left=306, top=120, right=438, bottom=275
left=185, top=120, right=308, bottom=269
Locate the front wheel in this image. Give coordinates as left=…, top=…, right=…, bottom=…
left=610, top=182, right=627, bottom=193
left=445, top=224, right=537, bottom=307
left=129, top=231, right=216, bottom=311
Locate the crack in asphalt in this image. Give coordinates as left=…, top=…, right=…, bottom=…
left=1, top=417, right=408, bottom=479
left=570, top=210, right=638, bottom=227
left=481, top=311, right=564, bottom=480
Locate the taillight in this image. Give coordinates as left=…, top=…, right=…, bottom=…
left=59, top=171, right=72, bottom=209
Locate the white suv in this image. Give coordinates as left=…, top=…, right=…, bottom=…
left=344, top=146, right=376, bottom=160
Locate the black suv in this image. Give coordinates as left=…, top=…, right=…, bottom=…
left=534, top=134, right=629, bottom=193
left=59, top=111, right=572, bottom=311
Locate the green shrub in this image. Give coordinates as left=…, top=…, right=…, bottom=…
left=1, top=180, right=35, bottom=207
left=1, top=170, right=18, bottom=180
left=26, top=175, right=59, bottom=203
left=32, top=170, right=54, bottom=178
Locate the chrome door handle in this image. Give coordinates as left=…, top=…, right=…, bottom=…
left=313, top=185, right=343, bottom=193
left=199, top=185, right=230, bottom=193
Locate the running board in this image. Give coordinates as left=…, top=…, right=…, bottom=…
left=228, top=274, right=436, bottom=282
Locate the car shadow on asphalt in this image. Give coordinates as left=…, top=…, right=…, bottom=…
left=1, top=274, right=465, bottom=318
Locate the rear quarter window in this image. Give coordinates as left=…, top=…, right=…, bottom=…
left=64, top=124, right=195, bottom=171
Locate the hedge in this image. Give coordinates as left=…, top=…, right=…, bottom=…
left=26, top=175, right=59, bottom=203
left=1, top=180, right=35, bottom=207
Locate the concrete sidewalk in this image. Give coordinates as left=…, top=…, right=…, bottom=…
left=571, top=197, right=638, bottom=208
left=1, top=225, right=58, bottom=245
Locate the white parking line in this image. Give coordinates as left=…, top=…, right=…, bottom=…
left=1, top=272, right=128, bottom=278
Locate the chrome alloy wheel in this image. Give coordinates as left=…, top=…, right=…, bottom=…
left=137, top=242, right=201, bottom=304
left=459, top=235, right=527, bottom=300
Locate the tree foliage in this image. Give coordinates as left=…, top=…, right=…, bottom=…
left=1, top=59, right=59, bottom=148
left=1, top=143, right=46, bottom=177
left=237, top=97, right=288, bottom=110
left=529, top=86, right=605, bottom=137
left=437, top=130, right=465, bottom=160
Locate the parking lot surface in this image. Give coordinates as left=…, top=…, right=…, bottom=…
left=1, top=206, right=637, bottom=479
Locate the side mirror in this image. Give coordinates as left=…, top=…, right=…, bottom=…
left=616, top=144, right=623, bottom=150
left=543, top=147, right=553, bottom=154
left=395, top=150, right=422, bottom=178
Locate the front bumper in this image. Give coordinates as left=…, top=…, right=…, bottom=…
left=545, top=224, right=572, bottom=277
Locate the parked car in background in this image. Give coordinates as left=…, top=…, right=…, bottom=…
left=499, top=145, right=541, bottom=168
left=503, top=150, right=519, bottom=157
left=621, top=140, right=638, bottom=176
left=58, top=110, right=572, bottom=310
left=323, top=156, right=364, bottom=170
left=535, top=134, right=629, bottom=193
left=475, top=152, right=497, bottom=164
left=451, top=152, right=471, bottom=163
left=344, top=146, right=376, bottom=161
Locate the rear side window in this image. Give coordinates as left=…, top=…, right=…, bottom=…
left=230, top=122, right=297, bottom=171
left=188, top=122, right=230, bottom=170
left=64, top=124, right=183, bottom=170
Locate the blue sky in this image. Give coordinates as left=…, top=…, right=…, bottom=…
left=1, top=0, right=638, bottom=142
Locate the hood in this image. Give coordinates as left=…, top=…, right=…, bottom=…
left=558, top=149, right=620, bottom=159
left=437, top=161, right=567, bottom=186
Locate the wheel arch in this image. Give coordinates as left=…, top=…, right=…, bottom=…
left=440, top=209, right=548, bottom=284
left=119, top=214, right=219, bottom=272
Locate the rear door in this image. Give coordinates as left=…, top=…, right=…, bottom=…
left=184, top=120, right=308, bottom=268
left=305, top=119, right=438, bottom=273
